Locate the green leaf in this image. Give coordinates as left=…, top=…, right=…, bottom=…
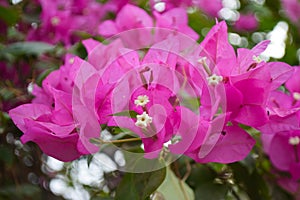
left=230, top=162, right=271, bottom=200
left=110, top=110, right=138, bottom=118
left=195, top=182, right=229, bottom=200
left=0, top=184, right=41, bottom=199
left=185, top=164, right=227, bottom=200
left=269, top=183, right=294, bottom=200
left=1, top=42, right=55, bottom=57
left=188, top=10, right=214, bottom=40
left=0, top=6, right=19, bottom=26
left=186, top=164, right=217, bottom=188
left=155, top=167, right=195, bottom=200
left=0, top=87, right=15, bottom=100
left=115, top=167, right=166, bottom=200
left=87, top=154, right=94, bottom=167
left=0, top=146, right=14, bottom=167
left=36, top=67, right=56, bottom=86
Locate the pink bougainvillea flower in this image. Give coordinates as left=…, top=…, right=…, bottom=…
left=27, top=0, right=76, bottom=45
left=278, top=178, right=300, bottom=197
left=110, top=62, right=184, bottom=158
left=9, top=54, right=93, bottom=162
left=149, top=0, right=193, bottom=13
left=81, top=38, right=140, bottom=125
left=258, top=66, right=300, bottom=193
left=258, top=66, right=300, bottom=137
left=197, top=0, right=223, bottom=18
left=28, top=0, right=127, bottom=45
left=281, top=0, right=300, bottom=24
left=98, top=4, right=153, bottom=48
left=154, top=8, right=199, bottom=41
left=169, top=113, right=255, bottom=163
left=98, top=4, right=198, bottom=48
left=234, top=14, right=258, bottom=32
left=0, top=61, right=31, bottom=111
left=9, top=104, right=87, bottom=162
left=264, top=131, right=300, bottom=180
left=192, top=124, right=255, bottom=163
left=198, top=21, right=293, bottom=127
left=258, top=65, right=300, bottom=152
left=286, top=66, right=300, bottom=94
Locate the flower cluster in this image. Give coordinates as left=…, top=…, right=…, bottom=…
left=27, top=0, right=128, bottom=45
left=258, top=66, right=300, bottom=194
left=9, top=17, right=293, bottom=165
left=5, top=1, right=300, bottom=196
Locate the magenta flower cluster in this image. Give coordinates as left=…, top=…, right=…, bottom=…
left=27, top=0, right=129, bottom=45
left=6, top=2, right=300, bottom=193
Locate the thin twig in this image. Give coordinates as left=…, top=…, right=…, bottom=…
left=102, top=137, right=141, bottom=144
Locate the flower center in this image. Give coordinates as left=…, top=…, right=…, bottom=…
left=134, top=95, right=150, bottom=107
left=289, top=136, right=300, bottom=146
left=135, top=112, right=152, bottom=128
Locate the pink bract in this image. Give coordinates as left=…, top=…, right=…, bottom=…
left=281, top=0, right=300, bottom=24
left=234, top=14, right=258, bottom=32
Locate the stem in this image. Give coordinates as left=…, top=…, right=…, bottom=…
left=202, top=61, right=212, bottom=76
left=179, top=180, right=189, bottom=200
left=231, top=189, right=241, bottom=200
left=181, top=65, right=187, bottom=90
left=198, top=57, right=212, bottom=76
left=103, top=137, right=141, bottom=144
left=91, top=137, right=141, bottom=144
left=182, top=159, right=191, bottom=182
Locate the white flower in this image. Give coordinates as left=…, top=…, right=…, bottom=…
left=135, top=112, right=152, bottom=128
left=134, top=95, right=150, bottom=107
left=27, top=82, right=34, bottom=94
left=289, top=136, right=300, bottom=146
left=207, top=74, right=223, bottom=86
left=197, top=57, right=207, bottom=64
left=293, top=92, right=300, bottom=101
left=51, top=16, right=60, bottom=26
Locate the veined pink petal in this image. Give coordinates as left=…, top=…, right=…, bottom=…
left=236, top=40, right=270, bottom=73
left=286, top=67, right=300, bottom=93
left=188, top=125, right=255, bottom=163
left=235, top=105, right=268, bottom=127
left=267, top=62, right=293, bottom=90
left=82, top=38, right=102, bottom=55
left=23, top=120, right=84, bottom=162
left=269, top=131, right=296, bottom=171
left=9, top=104, right=52, bottom=133
left=98, top=20, right=118, bottom=37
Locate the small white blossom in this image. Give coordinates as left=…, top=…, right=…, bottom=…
left=69, top=57, right=75, bottom=64
left=197, top=57, right=207, bottom=64
left=207, top=74, right=223, bottom=86
left=51, top=17, right=60, bottom=26
left=154, top=2, right=166, bottom=12
left=289, top=136, right=300, bottom=146
left=134, top=95, right=150, bottom=107
left=135, top=112, right=152, bottom=128
left=27, top=82, right=34, bottom=94
left=293, top=92, right=300, bottom=101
